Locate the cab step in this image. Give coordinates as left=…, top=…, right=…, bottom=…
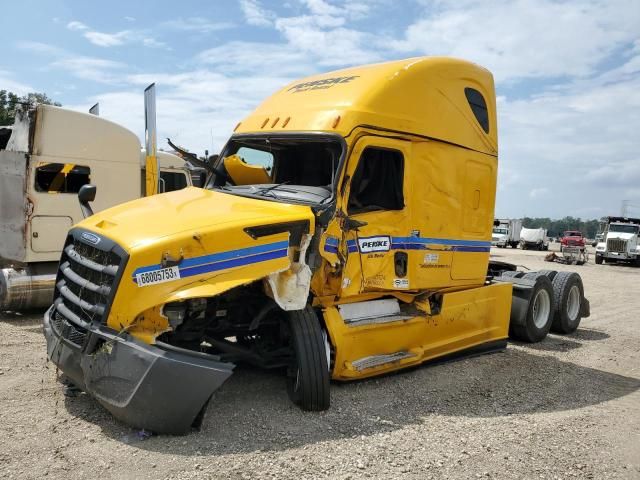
left=351, top=351, right=416, bottom=371
left=338, top=299, right=413, bottom=327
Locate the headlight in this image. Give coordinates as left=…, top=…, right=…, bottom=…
left=596, top=246, right=605, bottom=251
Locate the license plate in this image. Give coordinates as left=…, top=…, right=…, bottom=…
left=135, top=266, right=180, bottom=287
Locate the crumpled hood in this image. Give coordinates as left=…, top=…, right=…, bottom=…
left=79, top=186, right=314, bottom=251
left=77, top=187, right=315, bottom=331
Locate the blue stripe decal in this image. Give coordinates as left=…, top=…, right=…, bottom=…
left=390, top=237, right=491, bottom=247
left=132, top=240, right=290, bottom=279
left=326, top=235, right=491, bottom=254
left=340, top=236, right=489, bottom=254
left=325, top=236, right=339, bottom=247
left=451, top=245, right=491, bottom=252
left=177, top=248, right=289, bottom=279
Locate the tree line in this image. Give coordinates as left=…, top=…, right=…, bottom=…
left=522, top=216, right=601, bottom=238
left=0, top=90, right=61, bottom=126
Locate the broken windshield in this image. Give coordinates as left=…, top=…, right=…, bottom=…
left=208, top=135, right=344, bottom=205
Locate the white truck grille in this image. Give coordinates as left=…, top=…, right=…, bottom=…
left=607, top=238, right=627, bottom=253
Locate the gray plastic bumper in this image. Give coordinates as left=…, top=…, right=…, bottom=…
left=43, top=306, right=234, bottom=434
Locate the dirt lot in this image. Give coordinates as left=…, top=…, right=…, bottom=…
left=1, top=245, right=639, bottom=479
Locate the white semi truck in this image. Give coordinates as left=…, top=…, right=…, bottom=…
left=492, top=218, right=522, bottom=248
left=0, top=88, right=201, bottom=310
left=595, top=216, right=640, bottom=266
left=520, top=227, right=550, bottom=250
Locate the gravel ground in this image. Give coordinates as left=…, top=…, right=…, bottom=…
left=1, top=245, right=639, bottom=479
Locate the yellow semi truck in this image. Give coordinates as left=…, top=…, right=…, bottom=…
left=43, top=57, right=590, bottom=434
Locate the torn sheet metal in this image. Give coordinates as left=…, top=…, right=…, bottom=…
left=266, top=234, right=313, bottom=310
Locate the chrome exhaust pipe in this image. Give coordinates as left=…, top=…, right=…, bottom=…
left=0, top=265, right=57, bottom=311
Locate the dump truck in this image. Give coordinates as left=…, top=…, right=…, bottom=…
left=491, top=218, right=522, bottom=248
left=595, top=216, right=640, bottom=265
left=42, top=57, right=590, bottom=434
left=0, top=88, right=198, bottom=310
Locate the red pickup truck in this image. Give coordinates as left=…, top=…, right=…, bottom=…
left=561, top=231, right=586, bottom=251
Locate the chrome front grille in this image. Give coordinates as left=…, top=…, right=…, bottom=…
left=53, top=231, right=126, bottom=332
left=607, top=238, right=627, bottom=253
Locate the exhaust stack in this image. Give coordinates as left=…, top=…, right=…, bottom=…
left=144, top=83, right=159, bottom=196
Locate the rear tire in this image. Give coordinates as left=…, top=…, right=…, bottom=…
left=286, top=307, right=330, bottom=411
left=510, top=273, right=555, bottom=343
left=550, top=272, right=584, bottom=334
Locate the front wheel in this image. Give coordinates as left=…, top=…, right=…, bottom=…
left=595, top=254, right=603, bottom=265
left=286, top=307, right=330, bottom=411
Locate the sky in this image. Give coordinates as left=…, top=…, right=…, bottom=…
left=1, top=0, right=639, bottom=219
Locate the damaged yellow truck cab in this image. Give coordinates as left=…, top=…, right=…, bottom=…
left=43, top=57, right=590, bottom=434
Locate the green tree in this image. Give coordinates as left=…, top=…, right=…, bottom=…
left=522, top=216, right=601, bottom=238
left=0, top=90, right=61, bottom=126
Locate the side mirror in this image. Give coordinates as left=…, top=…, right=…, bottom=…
left=493, top=219, right=500, bottom=227
left=78, top=184, right=96, bottom=218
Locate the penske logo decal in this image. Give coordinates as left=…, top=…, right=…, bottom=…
left=132, top=241, right=289, bottom=287
left=358, top=236, right=391, bottom=253
left=288, top=75, right=359, bottom=93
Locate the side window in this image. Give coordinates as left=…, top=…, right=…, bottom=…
left=34, top=163, right=90, bottom=193
left=348, top=147, right=404, bottom=214
left=237, top=146, right=274, bottom=172
left=464, top=87, right=489, bottom=133
left=160, top=171, right=188, bottom=192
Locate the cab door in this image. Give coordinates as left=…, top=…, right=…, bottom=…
left=336, top=136, right=412, bottom=297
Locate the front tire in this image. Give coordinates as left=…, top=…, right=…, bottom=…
left=550, top=272, right=584, bottom=334
left=595, top=254, right=603, bottom=265
left=286, top=307, right=330, bottom=411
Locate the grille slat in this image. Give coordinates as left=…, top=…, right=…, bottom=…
left=57, top=281, right=106, bottom=316
left=60, top=261, right=112, bottom=296
left=64, top=244, right=119, bottom=275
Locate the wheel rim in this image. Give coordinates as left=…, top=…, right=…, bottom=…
left=566, top=285, right=581, bottom=321
left=532, top=288, right=551, bottom=329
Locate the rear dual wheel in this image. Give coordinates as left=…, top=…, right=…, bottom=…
left=510, top=273, right=555, bottom=342
left=550, top=272, right=584, bottom=334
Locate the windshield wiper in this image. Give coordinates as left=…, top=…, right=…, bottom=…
left=256, top=181, right=291, bottom=196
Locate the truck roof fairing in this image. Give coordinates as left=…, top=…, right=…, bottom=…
left=235, top=57, right=497, bottom=156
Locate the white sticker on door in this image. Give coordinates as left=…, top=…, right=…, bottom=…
left=424, top=253, right=439, bottom=263
left=392, top=278, right=409, bottom=289
left=358, top=236, right=391, bottom=253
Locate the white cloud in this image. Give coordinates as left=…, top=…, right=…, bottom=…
left=84, top=30, right=131, bottom=47
left=66, top=20, right=167, bottom=49
left=66, top=21, right=88, bottom=31
left=240, top=0, right=276, bottom=27
left=0, top=70, right=34, bottom=95
left=394, top=0, right=640, bottom=82
left=197, top=41, right=313, bottom=75
left=529, top=187, right=549, bottom=199
left=51, top=57, right=126, bottom=84
left=161, top=17, right=234, bottom=33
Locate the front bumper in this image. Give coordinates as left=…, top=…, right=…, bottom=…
left=43, top=306, right=234, bottom=434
